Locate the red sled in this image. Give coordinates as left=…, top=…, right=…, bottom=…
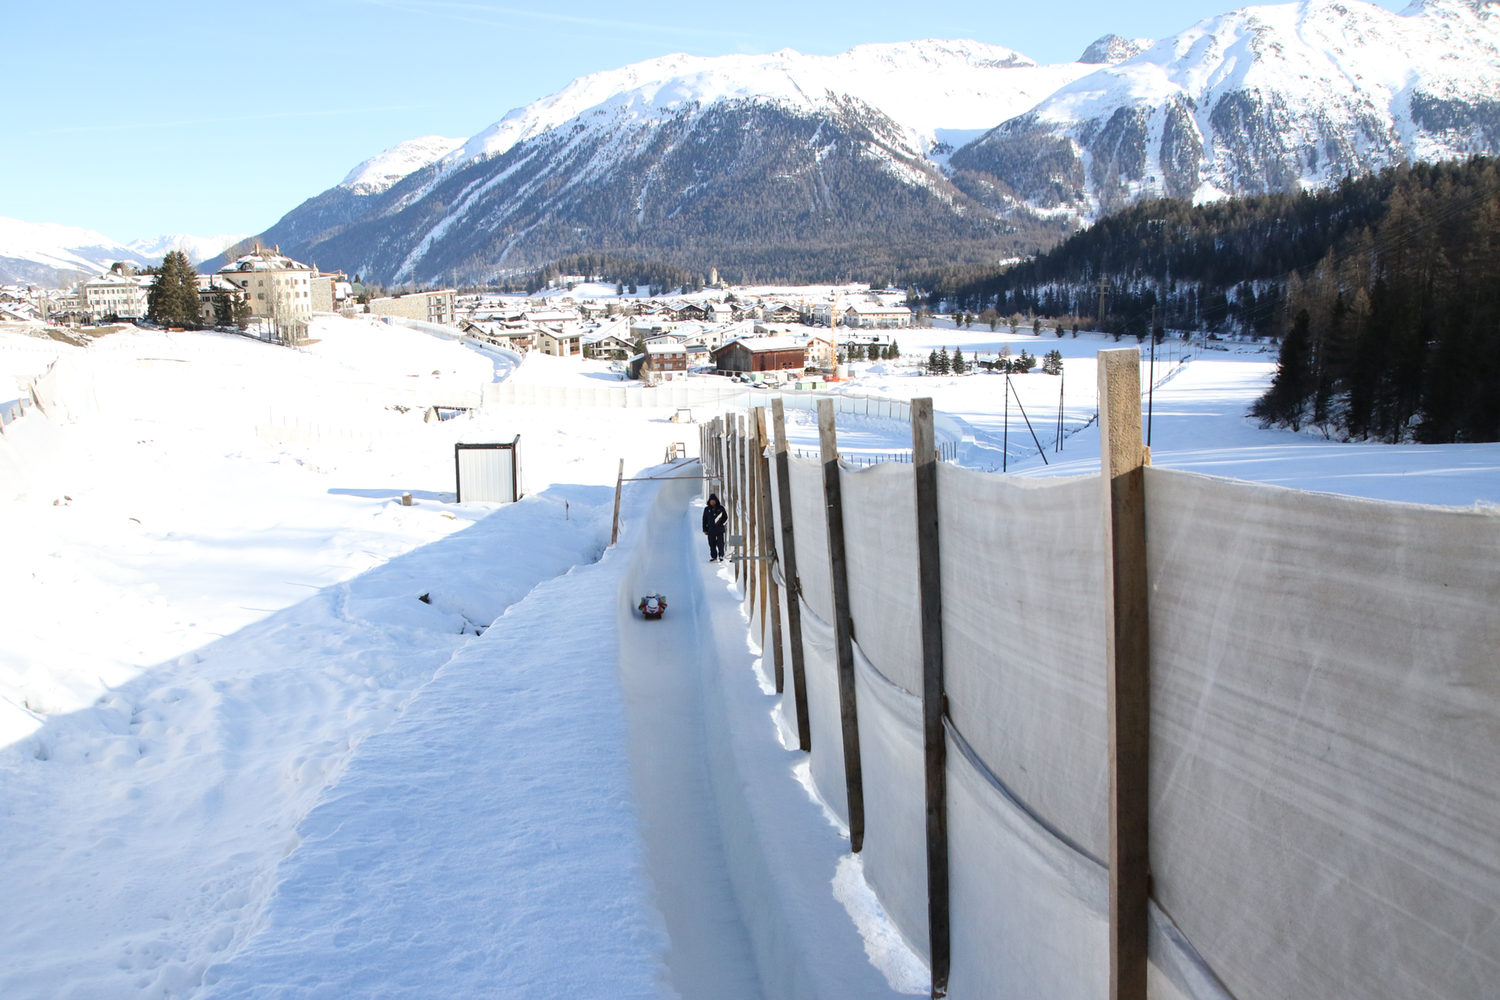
left=638, top=594, right=667, bottom=619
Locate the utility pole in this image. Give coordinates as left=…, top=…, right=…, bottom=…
left=1097, top=275, right=1110, bottom=330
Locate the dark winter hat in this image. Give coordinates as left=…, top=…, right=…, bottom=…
left=707, top=494, right=720, bottom=504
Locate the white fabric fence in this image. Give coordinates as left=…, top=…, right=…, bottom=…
left=751, top=418, right=1499, bottom=1000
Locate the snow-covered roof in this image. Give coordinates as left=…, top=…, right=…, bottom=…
left=715, top=335, right=809, bottom=353
left=845, top=302, right=911, bottom=315
left=645, top=342, right=687, bottom=354
left=220, top=247, right=312, bottom=274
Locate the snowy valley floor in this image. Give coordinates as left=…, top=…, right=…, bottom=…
left=3, top=318, right=1499, bottom=999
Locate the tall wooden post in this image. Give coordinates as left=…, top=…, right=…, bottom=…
left=1097, top=348, right=1150, bottom=1000
left=772, top=398, right=811, bottom=751
left=610, top=458, right=624, bottom=546
left=818, top=397, right=865, bottom=852
left=748, top=411, right=760, bottom=611
left=912, top=398, right=950, bottom=997
left=756, top=407, right=785, bottom=693
left=738, top=414, right=749, bottom=592
left=756, top=412, right=770, bottom=638
left=732, top=414, right=743, bottom=586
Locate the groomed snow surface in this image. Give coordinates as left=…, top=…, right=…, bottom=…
left=2, top=315, right=1498, bottom=999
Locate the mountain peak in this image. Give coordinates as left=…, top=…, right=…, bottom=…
left=340, top=136, right=466, bottom=196
left=1078, top=34, right=1153, bottom=63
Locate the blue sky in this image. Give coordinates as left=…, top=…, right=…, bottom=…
left=1, top=0, right=1409, bottom=243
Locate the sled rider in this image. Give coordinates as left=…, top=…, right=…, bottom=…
left=702, top=493, right=728, bottom=562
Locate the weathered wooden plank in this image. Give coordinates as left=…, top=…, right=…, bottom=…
left=911, top=398, right=950, bottom=998
left=610, top=457, right=624, bottom=546
left=1097, top=348, right=1151, bottom=1000
left=756, top=407, right=784, bottom=693
left=818, top=397, right=865, bottom=853
left=772, top=398, right=811, bottom=751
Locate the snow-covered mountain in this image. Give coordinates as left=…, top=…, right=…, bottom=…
left=0, top=218, right=143, bottom=286
left=0, top=219, right=254, bottom=286
left=339, top=136, right=466, bottom=196
left=952, top=0, right=1500, bottom=213
left=126, top=233, right=250, bottom=266
left=256, top=39, right=1104, bottom=284
left=249, top=0, right=1500, bottom=285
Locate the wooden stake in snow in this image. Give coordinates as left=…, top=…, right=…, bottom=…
left=1098, top=348, right=1150, bottom=1000
left=818, top=397, right=864, bottom=852
left=772, top=398, right=811, bottom=751
left=610, top=458, right=624, bottom=546
left=912, top=397, right=950, bottom=998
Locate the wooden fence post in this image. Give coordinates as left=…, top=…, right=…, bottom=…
left=610, top=458, right=624, bottom=546
left=756, top=412, right=769, bottom=641
left=772, top=398, right=812, bottom=751
left=912, top=398, right=950, bottom=997
left=1097, top=348, right=1150, bottom=1000
left=818, top=397, right=865, bottom=852
left=756, top=407, right=785, bottom=693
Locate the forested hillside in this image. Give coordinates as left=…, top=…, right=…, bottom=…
left=927, top=157, right=1500, bottom=443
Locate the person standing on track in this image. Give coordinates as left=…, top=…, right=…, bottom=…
left=702, top=493, right=728, bottom=562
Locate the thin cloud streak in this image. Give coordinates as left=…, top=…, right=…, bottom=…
left=29, top=104, right=430, bottom=137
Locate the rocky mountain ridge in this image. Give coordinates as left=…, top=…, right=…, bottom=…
left=236, top=0, right=1500, bottom=285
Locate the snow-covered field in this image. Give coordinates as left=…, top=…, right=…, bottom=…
left=2, top=314, right=1496, bottom=999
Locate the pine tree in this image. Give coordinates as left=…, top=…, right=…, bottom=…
left=952, top=347, right=966, bottom=374
left=147, top=250, right=200, bottom=327
left=1042, top=349, right=1064, bottom=375
left=927, top=349, right=939, bottom=373
left=936, top=347, right=951, bottom=374
left=888, top=338, right=900, bottom=360
left=1253, top=309, right=1313, bottom=431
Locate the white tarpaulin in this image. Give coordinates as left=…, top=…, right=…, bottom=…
left=1145, top=468, right=1500, bottom=1000
left=752, top=414, right=1498, bottom=1000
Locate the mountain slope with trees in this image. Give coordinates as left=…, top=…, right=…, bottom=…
left=931, top=156, right=1500, bottom=443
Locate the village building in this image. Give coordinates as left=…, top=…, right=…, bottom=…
left=77, top=264, right=152, bottom=322
left=367, top=288, right=457, bottom=325
left=585, top=333, right=635, bottom=359
left=536, top=326, right=583, bottom=357
left=217, top=246, right=316, bottom=339
left=310, top=271, right=355, bottom=314
left=842, top=302, right=912, bottom=328
left=194, top=274, right=248, bottom=325
left=803, top=335, right=837, bottom=367
left=461, top=320, right=537, bottom=353
left=711, top=335, right=814, bottom=375
left=643, top=341, right=689, bottom=383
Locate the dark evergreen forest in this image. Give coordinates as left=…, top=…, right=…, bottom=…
left=916, top=157, right=1500, bottom=443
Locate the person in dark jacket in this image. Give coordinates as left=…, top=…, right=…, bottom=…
left=702, top=494, right=728, bottom=562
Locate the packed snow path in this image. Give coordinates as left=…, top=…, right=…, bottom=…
left=192, top=471, right=908, bottom=999
left=617, top=474, right=763, bottom=1000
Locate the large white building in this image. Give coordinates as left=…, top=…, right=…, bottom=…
left=78, top=264, right=152, bottom=322
left=216, top=246, right=315, bottom=337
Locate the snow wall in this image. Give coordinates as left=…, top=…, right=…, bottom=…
left=755, top=445, right=1499, bottom=1000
